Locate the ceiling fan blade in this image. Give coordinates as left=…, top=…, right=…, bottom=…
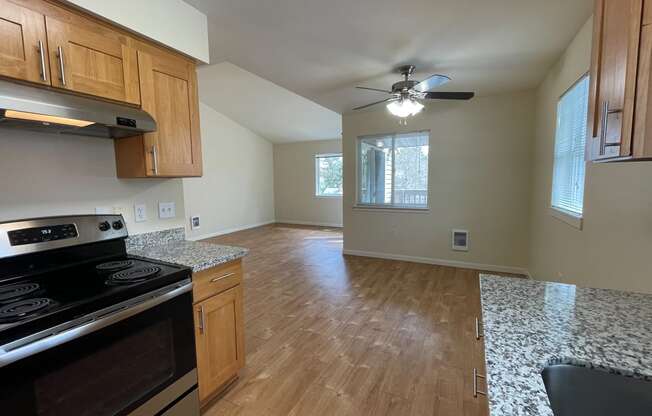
left=356, top=86, right=393, bottom=94
left=424, top=91, right=475, bottom=100
left=413, top=74, right=451, bottom=92
left=353, top=98, right=395, bottom=111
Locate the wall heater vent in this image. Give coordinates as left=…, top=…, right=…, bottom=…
left=452, top=229, right=469, bottom=251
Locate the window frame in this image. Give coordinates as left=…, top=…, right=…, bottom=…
left=314, top=153, right=343, bottom=198
left=354, top=130, right=431, bottom=211
left=549, top=73, right=589, bottom=230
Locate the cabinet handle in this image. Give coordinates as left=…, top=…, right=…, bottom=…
left=475, top=317, right=483, bottom=340
left=210, top=272, right=236, bottom=283
left=56, top=46, right=66, bottom=86
left=150, top=145, right=159, bottom=175
left=599, top=101, right=623, bottom=156
left=198, top=306, right=205, bottom=334
left=473, top=368, right=486, bottom=398
left=37, top=40, right=47, bottom=82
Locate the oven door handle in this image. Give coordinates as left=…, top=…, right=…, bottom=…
left=0, top=281, right=193, bottom=369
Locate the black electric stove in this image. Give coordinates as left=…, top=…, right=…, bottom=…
left=0, top=215, right=199, bottom=416
left=0, top=216, right=191, bottom=346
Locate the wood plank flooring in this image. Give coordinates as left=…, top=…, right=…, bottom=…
left=202, top=224, right=491, bottom=416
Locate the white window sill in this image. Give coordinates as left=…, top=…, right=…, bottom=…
left=550, top=207, right=583, bottom=230
left=353, top=205, right=430, bottom=213
left=315, top=195, right=343, bottom=199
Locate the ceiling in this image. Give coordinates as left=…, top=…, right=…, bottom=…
left=197, top=63, right=341, bottom=143
left=185, top=0, right=593, bottom=115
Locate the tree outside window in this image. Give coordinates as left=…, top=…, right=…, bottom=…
left=315, top=154, right=343, bottom=196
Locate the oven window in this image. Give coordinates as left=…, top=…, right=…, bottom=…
left=35, top=320, right=175, bottom=416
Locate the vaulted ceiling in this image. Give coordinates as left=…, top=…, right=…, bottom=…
left=185, top=0, right=593, bottom=116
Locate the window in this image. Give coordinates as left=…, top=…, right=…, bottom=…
left=315, top=153, right=343, bottom=196
left=356, top=131, right=429, bottom=209
left=551, top=75, right=589, bottom=220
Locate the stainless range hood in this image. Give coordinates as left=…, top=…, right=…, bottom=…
left=0, top=79, right=156, bottom=139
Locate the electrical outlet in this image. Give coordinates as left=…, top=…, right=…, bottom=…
left=134, top=203, right=147, bottom=223
left=190, top=215, right=200, bottom=230
left=158, top=202, right=176, bottom=219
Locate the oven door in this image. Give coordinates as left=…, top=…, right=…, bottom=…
left=0, top=281, right=198, bottom=416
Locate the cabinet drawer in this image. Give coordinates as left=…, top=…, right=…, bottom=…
left=193, top=260, right=242, bottom=303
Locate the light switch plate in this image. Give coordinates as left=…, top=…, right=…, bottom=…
left=134, top=203, right=147, bottom=222
left=190, top=215, right=200, bottom=230
left=158, top=202, right=176, bottom=219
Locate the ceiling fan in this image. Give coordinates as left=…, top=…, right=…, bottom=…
left=353, top=65, right=474, bottom=119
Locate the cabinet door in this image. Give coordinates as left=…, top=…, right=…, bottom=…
left=45, top=16, right=140, bottom=104
left=194, top=285, right=244, bottom=403
left=0, top=0, right=50, bottom=85
left=587, top=0, right=642, bottom=160
left=138, top=50, right=202, bottom=177
left=633, top=24, right=652, bottom=157
left=644, top=0, right=652, bottom=26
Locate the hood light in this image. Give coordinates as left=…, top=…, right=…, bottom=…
left=4, top=110, right=94, bottom=127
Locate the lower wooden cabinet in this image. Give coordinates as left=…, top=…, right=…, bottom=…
left=192, top=261, right=245, bottom=405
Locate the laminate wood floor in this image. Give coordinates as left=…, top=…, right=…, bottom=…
left=203, top=224, right=491, bottom=416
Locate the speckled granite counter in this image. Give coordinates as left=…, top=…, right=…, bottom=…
left=480, top=275, right=652, bottom=416
left=126, top=228, right=248, bottom=272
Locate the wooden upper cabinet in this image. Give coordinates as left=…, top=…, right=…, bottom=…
left=137, top=50, right=202, bottom=177
left=194, top=285, right=244, bottom=403
left=644, top=0, right=652, bottom=25
left=633, top=24, right=652, bottom=158
left=587, top=0, right=643, bottom=161
left=0, top=0, right=50, bottom=85
left=45, top=16, right=140, bottom=105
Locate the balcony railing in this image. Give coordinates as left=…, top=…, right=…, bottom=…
left=394, top=189, right=427, bottom=206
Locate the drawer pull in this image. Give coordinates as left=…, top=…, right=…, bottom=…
left=210, top=272, right=236, bottom=283
left=473, top=368, right=486, bottom=398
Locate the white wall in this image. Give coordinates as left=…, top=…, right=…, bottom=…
left=183, top=103, right=275, bottom=240
left=64, top=0, right=209, bottom=63
left=274, top=140, right=343, bottom=227
left=528, top=17, right=652, bottom=294
left=195, top=63, right=342, bottom=143
left=342, top=92, right=535, bottom=274
left=0, top=129, right=186, bottom=235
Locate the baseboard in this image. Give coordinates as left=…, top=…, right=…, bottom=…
left=275, top=219, right=343, bottom=228
left=187, top=220, right=275, bottom=241
left=342, top=249, right=529, bottom=276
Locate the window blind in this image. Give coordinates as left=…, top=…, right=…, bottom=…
left=551, top=76, right=589, bottom=216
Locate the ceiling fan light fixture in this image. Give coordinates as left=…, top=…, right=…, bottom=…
left=386, top=98, right=424, bottom=118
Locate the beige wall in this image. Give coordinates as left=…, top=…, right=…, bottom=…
left=342, top=91, right=535, bottom=274
left=183, top=103, right=275, bottom=240
left=274, top=139, right=343, bottom=227
left=0, top=129, right=186, bottom=234
left=529, top=17, right=652, bottom=294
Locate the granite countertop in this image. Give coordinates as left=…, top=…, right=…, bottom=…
left=479, top=275, right=652, bottom=416
left=126, top=227, right=248, bottom=272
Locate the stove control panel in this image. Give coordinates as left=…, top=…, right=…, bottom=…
left=8, top=224, right=78, bottom=246
left=0, top=215, right=128, bottom=259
